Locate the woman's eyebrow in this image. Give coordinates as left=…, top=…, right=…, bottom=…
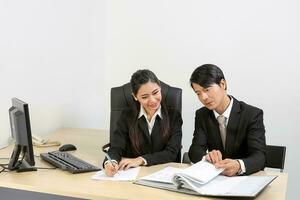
left=141, top=93, right=149, bottom=97
left=152, top=89, right=159, bottom=93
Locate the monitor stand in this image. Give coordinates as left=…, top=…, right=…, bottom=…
left=16, top=160, right=37, bottom=172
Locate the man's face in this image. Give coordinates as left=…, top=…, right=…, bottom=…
left=192, top=80, right=227, bottom=111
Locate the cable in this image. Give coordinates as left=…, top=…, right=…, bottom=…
left=0, top=167, right=9, bottom=173
left=0, top=167, right=8, bottom=173
left=1, top=155, right=56, bottom=171
left=4, top=153, right=26, bottom=171
left=0, top=163, right=9, bottom=173
left=0, top=163, right=9, bottom=166
left=35, top=166, right=57, bottom=170
left=0, top=158, right=10, bottom=172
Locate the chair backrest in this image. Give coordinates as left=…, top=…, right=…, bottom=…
left=266, top=145, right=286, bottom=172
left=182, top=152, right=191, bottom=164
left=110, top=81, right=182, bottom=162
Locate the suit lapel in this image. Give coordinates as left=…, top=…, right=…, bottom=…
left=225, top=98, right=241, bottom=157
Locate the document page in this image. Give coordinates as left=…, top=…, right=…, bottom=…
left=139, top=166, right=183, bottom=184
left=174, top=161, right=224, bottom=184
left=92, top=167, right=141, bottom=181
left=195, top=175, right=247, bottom=195
left=188, top=175, right=276, bottom=197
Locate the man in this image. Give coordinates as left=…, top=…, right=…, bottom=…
left=188, top=64, right=266, bottom=176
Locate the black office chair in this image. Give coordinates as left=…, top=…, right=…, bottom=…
left=182, top=152, right=191, bottom=164
left=266, top=145, right=286, bottom=172
left=182, top=145, right=287, bottom=172
left=108, top=81, right=182, bottom=162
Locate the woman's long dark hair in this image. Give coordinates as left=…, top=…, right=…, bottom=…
left=129, top=69, right=170, bottom=155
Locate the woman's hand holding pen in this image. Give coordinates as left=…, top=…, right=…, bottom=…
left=104, top=156, right=144, bottom=176
left=104, top=162, right=119, bottom=177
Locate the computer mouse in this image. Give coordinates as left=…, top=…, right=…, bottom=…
left=59, top=144, right=77, bottom=152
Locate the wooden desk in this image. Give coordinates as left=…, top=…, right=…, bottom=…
left=0, top=128, right=288, bottom=200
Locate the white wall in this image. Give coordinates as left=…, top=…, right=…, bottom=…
left=0, top=0, right=108, bottom=148
left=105, top=1, right=300, bottom=199
left=0, top=0, right=299, bottom=199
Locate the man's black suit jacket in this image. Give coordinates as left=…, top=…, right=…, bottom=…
left=106, top=107, right=182, bottom=166
left=188, top=97, right=266, bottom=175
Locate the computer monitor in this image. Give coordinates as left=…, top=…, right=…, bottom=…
left=8, top=98, right=36, bottom=172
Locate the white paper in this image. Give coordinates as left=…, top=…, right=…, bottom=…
left=92, top=167, right=141, bottom=181
left=176, top=160, right=224, bottom=184
left=140, top=167, right=183, bottom=183
left=192, top=175, right=247, bottom=194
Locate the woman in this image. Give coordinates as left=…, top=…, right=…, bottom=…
left=104, top=69, right=182, bottom=177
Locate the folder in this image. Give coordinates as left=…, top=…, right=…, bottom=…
left=134, top=161, right=277, bottom=197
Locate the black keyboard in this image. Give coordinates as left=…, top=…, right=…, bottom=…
left=40, top=151, right=101, bottom=174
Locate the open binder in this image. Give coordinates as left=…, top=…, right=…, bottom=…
left=134, top=161, right=277, bottom=197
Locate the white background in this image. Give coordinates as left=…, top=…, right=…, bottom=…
left=0, top=1, right=299, bottom=199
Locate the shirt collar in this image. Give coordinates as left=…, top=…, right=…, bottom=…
left=213, top=95, right=233, bottom=119
left=138, top=105, right=162, bottom=120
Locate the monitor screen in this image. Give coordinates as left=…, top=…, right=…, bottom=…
left=8, top=98, right=36, bottom=172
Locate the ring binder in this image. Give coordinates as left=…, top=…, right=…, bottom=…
left=135, top=161, right=277, bottom=197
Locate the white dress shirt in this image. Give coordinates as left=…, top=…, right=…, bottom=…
left=138, top=105, right=162, bottom=135
left=204, top=96, right=246, bottom=175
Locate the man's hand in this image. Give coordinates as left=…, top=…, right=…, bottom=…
left=118, top=157, right=144, bottom=170
left=215, top=159, right=241, bottom=176
left=205, top=150, right=223, bottom=164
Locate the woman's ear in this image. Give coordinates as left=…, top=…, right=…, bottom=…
left=132, top=93, right=138, bottom=101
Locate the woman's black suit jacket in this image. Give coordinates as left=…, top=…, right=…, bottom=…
left=188, top=97, right=266, bottom=175
left=106, top=107, right=183, bottom=166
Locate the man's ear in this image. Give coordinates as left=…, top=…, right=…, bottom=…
left=220, top=79, right=227, bottom=90
left=132, top=93, right=138, bottom=101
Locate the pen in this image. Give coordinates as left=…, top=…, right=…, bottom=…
left=104, top=152, right=119, bottom=174
left=104, top=152, right=113, bottom=163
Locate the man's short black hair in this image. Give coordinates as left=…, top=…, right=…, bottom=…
left=190, top=64, right=225, bottom=89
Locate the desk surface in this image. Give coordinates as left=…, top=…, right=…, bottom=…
left=0, top=128, right=288, bottom=200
